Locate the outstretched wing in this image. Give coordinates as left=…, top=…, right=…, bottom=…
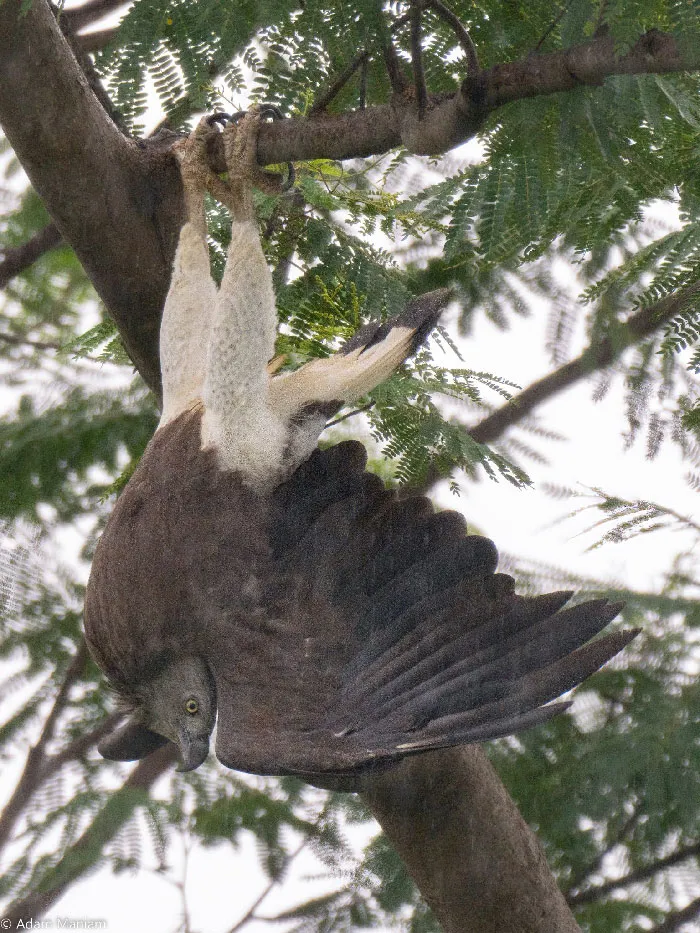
left=212, top=441, right=637, bottom=778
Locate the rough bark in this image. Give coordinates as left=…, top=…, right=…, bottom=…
left=362, top=748, right=581, bottom=933
left=0, top=0, right=183, bottom=394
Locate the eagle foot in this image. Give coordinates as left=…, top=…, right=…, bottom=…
left=174, top=116, right=235, bottom=214
left=222, top=107, right=293, bottom=221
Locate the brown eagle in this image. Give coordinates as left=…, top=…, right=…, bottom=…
left=84, top=110, right=636, bottom=785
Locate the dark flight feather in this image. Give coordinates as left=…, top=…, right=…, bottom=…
left=86, top=411, right=636, bottom=781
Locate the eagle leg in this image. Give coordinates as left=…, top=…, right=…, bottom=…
left=159, top=118, right=224, bottom=426
left=200, top=109, right=288, bottom=482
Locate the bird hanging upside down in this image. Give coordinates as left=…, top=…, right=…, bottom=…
left=84, top=109, right=637, bottom=786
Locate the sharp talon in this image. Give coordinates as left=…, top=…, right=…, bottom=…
left=207, top=111, right=233, bottom=127
left=228, top=105, right=295, bottom=193
left=258, top=104, right=284, bottom=121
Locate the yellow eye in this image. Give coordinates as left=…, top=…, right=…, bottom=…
left=185, top=698, right=199, bottom=715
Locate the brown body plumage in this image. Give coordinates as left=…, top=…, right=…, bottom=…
left=84, top=111, right=637, bottom=783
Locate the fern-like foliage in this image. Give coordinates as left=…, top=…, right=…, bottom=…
left=6, top=1, right=700, bottom=929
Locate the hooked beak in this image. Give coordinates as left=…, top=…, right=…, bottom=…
left=175, top=731, right=210, bottom=772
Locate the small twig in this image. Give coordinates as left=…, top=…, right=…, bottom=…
left=648, top=895, right=700, bottom=933
left=425, top=0, right=479, bottom=75
left=0, top=333, right=61, bottom=352
left=382, top=36, right=409, bottom=95
left=568, top=840, right=700, bottom=907
left=0, top=641, right=88, bottom=855
left=534, top=4, right=570, bottom=53
left=565, top=807, right=639, bottom=895
left=410, top=1, right=428, bottom=118
left=226, top=835, right=311, bottom=933
left=325, top=402, right=375, bottom=428
left=310, top=51, right=370, bottom=115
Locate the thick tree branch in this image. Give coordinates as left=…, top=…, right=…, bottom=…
left=5, top=744, right=177, bottom=928
left=362, top=747, right=581, bottom=933
left=62, top=0, right=129, bottom=33
left=0, top=224, right=63, bottom=289
left=568, top=841, right=700, bottom=907
left=0, top=642, right=88, bottom=854
left=76, top=26, right=118, bottom=52
left=469, top=280, right=700, bottom=444
left=0, top=0, right=183, bottom=396
left=244, top=29, right=696, bottom=164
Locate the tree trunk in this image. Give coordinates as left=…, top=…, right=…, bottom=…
left=362, top=747, right=580, bottom=933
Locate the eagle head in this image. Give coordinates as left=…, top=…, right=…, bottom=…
left=98, top=656, right=216, bottom=772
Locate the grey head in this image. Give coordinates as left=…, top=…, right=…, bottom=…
left=98, top=656, right=216, bottom=772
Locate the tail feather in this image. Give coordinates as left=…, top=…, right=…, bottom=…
left=269, top=288, right=450, bottom=419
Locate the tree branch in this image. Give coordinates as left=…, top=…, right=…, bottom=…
left=62, top=0, right=129, bottom=33
left=648, top=895, right=700, bottom=933
left=40, top=710, right=124, bottom=780
left=565, top=806, right=640, bottom=895
left=0, top=224, right=63, bottom=289
left=0, top=333, right=61, bottom=353
left=5, top=744, right=177, bottom=927
left=0, top=642, right=88, bottom=854
left=226, top=833, right=312, bottom=933
left=0, top=0, right=184, bottom=397
left=362, top=747, right=582, bottom=933
left=426, top=0, right=479, bottom=75
left=76, top=25, right=119, bottom=53
left=469, top=279, right=700, bottom=445
left=1, top=3, right=696, bottom=401
left=567, top=841, right=700, bottom=907
left=309, top=51, right=370, bottom=115
left=410, top=2, right=428, bottom=119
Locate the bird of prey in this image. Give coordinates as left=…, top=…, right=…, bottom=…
left=84, top=109, right=637, bottom=786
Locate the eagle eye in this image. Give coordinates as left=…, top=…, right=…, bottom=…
left=185, top=698, right=199, bottom=715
